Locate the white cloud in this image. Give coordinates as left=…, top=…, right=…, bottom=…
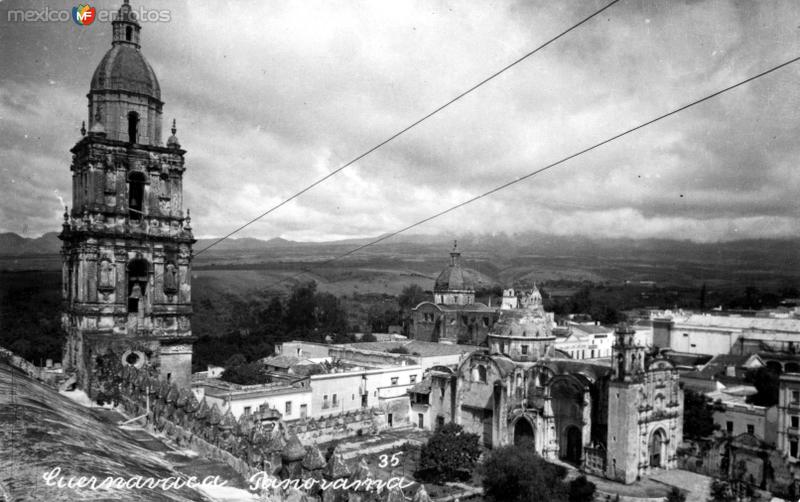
left=1, top=0, right=799, bottom=242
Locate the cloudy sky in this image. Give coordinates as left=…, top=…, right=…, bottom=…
left=1, top=0, right=799, bottom=243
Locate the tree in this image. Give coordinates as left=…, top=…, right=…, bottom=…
left=398, top=284, right=427, bottom=311
left=683, top=389, right=718, bottom=439
left=417, top=423, right=481, bottom=483
left=221, top=361, right=270, bottom=385
left=568, top=475, right=595, bottom=502
left=285, top=281, right=318, bottom=335
left=667, top=486, right=687, bottom=502
left=746, top=367, right=780, bottom=407
left=482, top=444, right=569, bottom=502
left=709, top=480, right=735, bottom=502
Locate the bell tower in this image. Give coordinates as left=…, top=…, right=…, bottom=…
left=61, top=0, right=195, bottom=393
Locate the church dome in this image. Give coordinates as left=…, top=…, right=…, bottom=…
left=89, top=1, right=160, bottom=101
left=90, top=44, right=161, bottom=100
left=434, top=241, right=475, bottom=292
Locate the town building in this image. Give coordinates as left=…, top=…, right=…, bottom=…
left=777, top=373, right=800, bottom=462
left=410, top=242, right=496, bottom=345
left=61, top=1, right=194, bottom=392
left=653, top=314, right=800, bottom=357
left=556, top=323, right=615, bottom=360
left=706, top=386, right=777, bottom=446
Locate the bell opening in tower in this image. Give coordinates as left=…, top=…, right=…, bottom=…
left=126, top=26, right=132, bottom=41
left=127, top=258, right=148, bottom=313
left=128, top=171, right=145, bottom=220
left=127, top=111, right=139, bottom=143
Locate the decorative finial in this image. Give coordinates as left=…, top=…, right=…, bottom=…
left=453, top=240, right=458, bottom=252
left=171, top=119, right=177, bottom=135
left=184, top=209, right=192, bottom=231
left=63, top=206, right=69, bottom=222
left=80, top=121, right=86, bottom=136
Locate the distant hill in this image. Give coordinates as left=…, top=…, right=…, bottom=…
left=0, top=232, right=61, bottom=255
left=2, top=231, right=798, bottom=289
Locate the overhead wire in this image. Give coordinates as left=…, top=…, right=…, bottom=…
left=254, top=55, right=800, bottom=292
left=194, top=0, right=622, bottom=256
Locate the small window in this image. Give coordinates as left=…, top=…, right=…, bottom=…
left=521, top=345, right=528, bottom=355
left=125, top=26, right=132, bottom=41
left=127, top=111, right=139, bottom=143
left=747, top=424, right=755, bottom=435
left=726, top=421, right=734, bottom=434
left=285, top=401, right=292, bottom=415
left=243, top=406, right=251, bottom=416
left=793, top=391, right=800, bottom=403
left=791, top=440, right=798, bottom=458
left=792, top=416, right=799, bottom=429
left=332, top=394, right=338, bottom=406
left=391, top=377, right=398, bottom=385
left=323, top=395, right=329, bottom=409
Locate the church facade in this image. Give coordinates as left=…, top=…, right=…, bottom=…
left=61, top=1, right=194, bottom=393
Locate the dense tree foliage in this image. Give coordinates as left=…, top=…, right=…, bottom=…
left=568, top=475, right=596, bottom=502
left=482, top=443, right=571, bottom=502
left=220, top=353, right=271, bottom=385
left=746, top=366, right=780, bottom=407
left=683, top=389, right=719, bottom=439
left=193, top=280, right=351, bottom=370
left=0, top=271, right=64, bottom=364
left=667, top=487, right=686, bottom=502
left=417, top=423, right=481, bottom=483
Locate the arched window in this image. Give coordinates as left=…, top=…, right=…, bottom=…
left=126, top=26, right=132, bottom=41
left=127, top=111, right=139, bottom=143
left=128, top=171, right=145, bottom=221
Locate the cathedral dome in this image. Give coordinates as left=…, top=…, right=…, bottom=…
left=434, top=241, right=474, bottom=292
left=90, top=44, right=161, bottom=100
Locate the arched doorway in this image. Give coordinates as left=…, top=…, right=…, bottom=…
left=649, top=429, right=666, bottom=468
left=565, top=426, right=582, bottom=464
left=513, top=418, right=534, bottom=446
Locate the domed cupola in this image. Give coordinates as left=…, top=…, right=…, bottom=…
left=433, top=241, right=476, bottom=306
left=87, top=0, right=163, bottom=146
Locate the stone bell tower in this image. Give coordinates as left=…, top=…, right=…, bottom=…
left=61, top=0, right=194, bottom=393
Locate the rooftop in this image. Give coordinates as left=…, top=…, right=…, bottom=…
left=674, top=314, right=800, bottom=333
left=343, top=340, right=480, bottom=357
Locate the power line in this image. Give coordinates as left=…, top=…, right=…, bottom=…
left=257, top=55, right=800, bottom=292
left=194, top=0, right=622, bottom=256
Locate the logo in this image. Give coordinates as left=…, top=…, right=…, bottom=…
left=72, top=4, right=95, bottom=25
